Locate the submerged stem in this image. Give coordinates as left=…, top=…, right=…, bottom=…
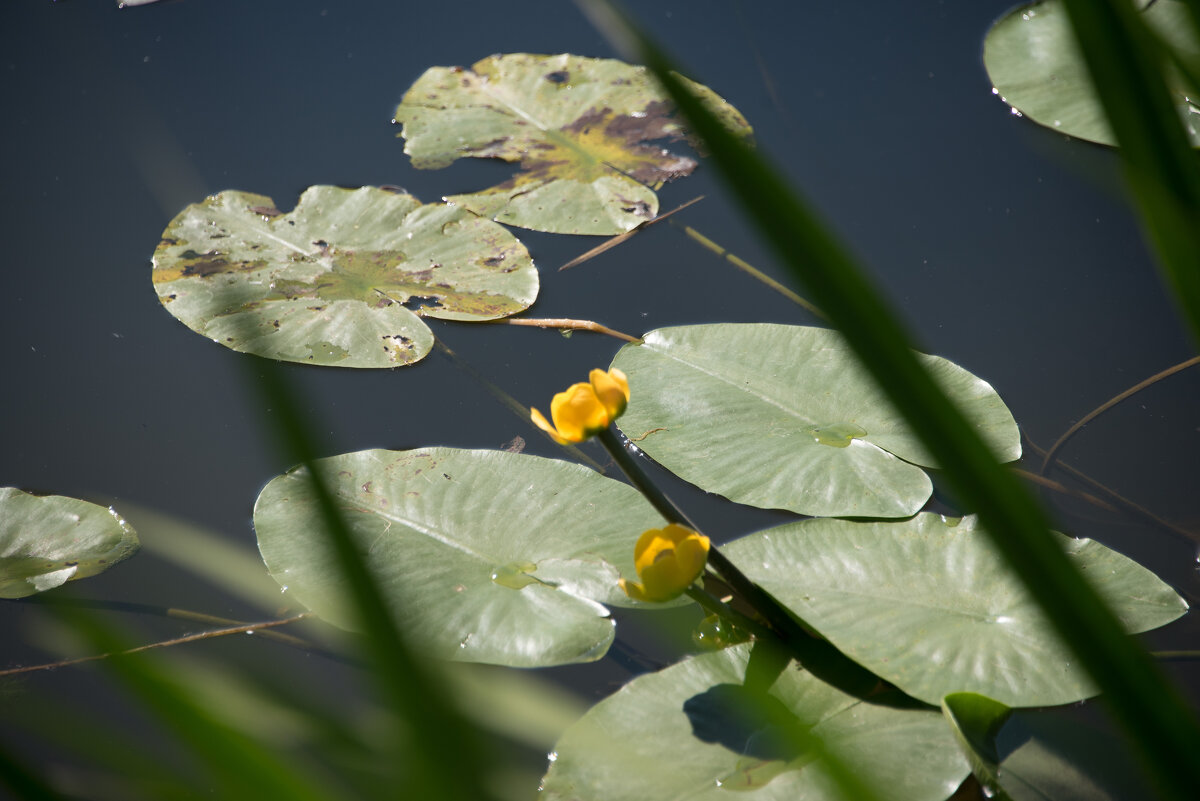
left=684, top=585, right=772, bottom=642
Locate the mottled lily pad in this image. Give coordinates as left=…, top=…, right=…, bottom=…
left=0, top=488, right=138, bottom=598
left=613, top=324, right=1021, bottom=518
left=394, top=53, right=752, bottom=234
left=984, top=0, right=1200, bottom=146
left=152, top=185, right=538, bottom=368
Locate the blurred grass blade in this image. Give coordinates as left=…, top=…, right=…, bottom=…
left=117, top=501, right=286, bottom=613
left=249, top=361, right=492, bottom=801
left=50, top=602, right=346, bottom=801
left=8, top=689, right=228, bottom=801
left=1059, top=0, right=1200, bottom=345
left=578, top=1, right=1200, bottom=798
left=0, top=741, right=67, bottom=801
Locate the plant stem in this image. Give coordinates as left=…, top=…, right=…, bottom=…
left=684, top=585, right=772, bottom=642
left=672, top=220, right=826, bottom=319
left=596, top=427, right=695, bottom=526
left=435, top=337, right=607, bottom=472
left=597, top=426, right=880, bottom=698
left=597, top=428, right=796, bottom=638
left=559, top=195, right=705, bottom=271
left=0, top=614, right=311, bottom=678
left=501, top=316, right=642, bottom=342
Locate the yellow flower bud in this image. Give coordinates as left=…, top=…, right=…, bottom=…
left=588, top=367, right=629, bottom=419
left=619, top=523, right=710, bottom=603
left=530, top=368, right=630, bottom=444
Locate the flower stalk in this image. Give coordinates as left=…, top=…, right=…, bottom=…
left=596, top=427, right=879, bottom=697
left=532, top=369, right=877, bottom=696
left=597, top=427, right=786, bottom=628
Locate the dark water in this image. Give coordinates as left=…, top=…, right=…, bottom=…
left=2, top=0, right=1197, bottom=794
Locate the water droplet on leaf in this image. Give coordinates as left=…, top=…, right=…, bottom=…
left=807, top=422, right=867, bottom=448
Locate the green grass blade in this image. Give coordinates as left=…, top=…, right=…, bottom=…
left=0, top=740, right=68, bottom=801
left=249, top=361, right=493, bottom=801
left=579, top=2, right=1200, bottom=798
left=50, top=602, right=347, bottom=801
left=119, top=501, right=286, bottom=613
left=1060, top=0, right=1200, bottom=345
left=7, top=686, right=239, bottom=801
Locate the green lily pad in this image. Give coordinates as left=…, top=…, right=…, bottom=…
left=943, top=694, right=1152, bottom=800
left=0, top=488, right=139, bottom=598
left=941, top=693, right=1013, bottom=799
left=612, top=324, right=1020, bottom=518
left=540, top=643, right=969, bottom=800
left=995, top=714, right=1152, bottom=801
left=152, top=185, right=537, bottom=368
left=983, top=0, right=1200, bottom=147
left=253, top=448, right=666, bottom=668
left=394, top=53, right=752, bottom=235
left=724, top=513, right=1187, bottom=706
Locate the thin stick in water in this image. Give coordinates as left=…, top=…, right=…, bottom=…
left=0, top=614, right=311, bottom=678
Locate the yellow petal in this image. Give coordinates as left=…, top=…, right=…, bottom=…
left=638, top=559, right=682, bottom=602
left=673, top=533, right=711, bottom=579
left=632, top=527, right=673, bottom=573
left=619, top=577, right=651, bottom=602
left=551, top=383, right=609, bottom=441
left=626, top=524, right=710, bottom=602
left=530, top=407, right=569, bottom=444
left=589, top=368, right=630, bottom=419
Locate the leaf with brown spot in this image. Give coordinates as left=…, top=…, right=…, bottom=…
left=151, top=186, right=538, bottom=368
left=394, top=53, right=752, bottom=235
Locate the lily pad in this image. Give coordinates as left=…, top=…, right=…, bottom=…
left=983, top=0, right=1200, bottom=146
left=941, top=693, right=1012, bottom=799
left=612, top=324, right=1020, bottom=518
left=723, top=513, right=1187, bottom=706
left=152, top=185, right=537, bottom=368
left=943, top=694, right=1153, bottom=801
left=0, top=488, right=139, bottom=598
left=994, top=714, right=1152, bottom=801
left=540, top=643, right=969, bottom=800
left=394, top=53, right=752, bottom=234
left=253, top=448, right=667, bottom=668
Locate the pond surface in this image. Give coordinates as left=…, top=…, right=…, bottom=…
left=2, top=0, right=1197, bottom=796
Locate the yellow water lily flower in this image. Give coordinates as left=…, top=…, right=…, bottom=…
left=530, top=368, right=629, bottom=444
left=619, top=523, right=710, bottom=603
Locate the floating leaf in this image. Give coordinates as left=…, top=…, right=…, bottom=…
left=394, top=53, right=751, bottom=234
left=983, top=0, right=1200, bottom=146
left=994, top=712, right=1153, bottom=801
left=724, top=513, right=1187, bottom=706
left=253, top=448, right=666, bottom=668
left=943, top=694, right=1153, bottom=800
left=941, top=693, right=1013, bottom=799
left=612, top=324, right=1019, bottom=518
left=540, top=643, right=968, bottom=800
left=152, top=186, right=537, bottom=368
left=0, top=488, right=138, bottom=598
